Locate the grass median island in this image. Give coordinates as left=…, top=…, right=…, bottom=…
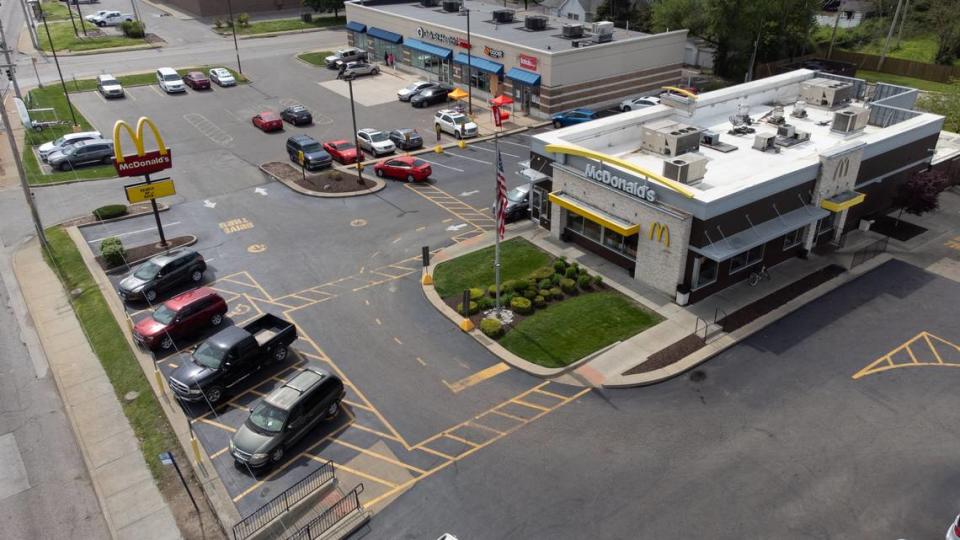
left=298, top=51, right=334, bottom=67
left=854, top=70, right=954, bottom=93
left=433, top=237, right=553, bottom=298
left=37, top=20, right=147, bottom=53
left=42, top=227, right=179, bottom=480
left=214, top=15, right=345, bottom=35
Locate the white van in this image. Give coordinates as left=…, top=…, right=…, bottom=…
left=156, top=67, right=185, bottom=93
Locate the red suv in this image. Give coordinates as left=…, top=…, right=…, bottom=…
left=133, top=288, right=228, bottom=351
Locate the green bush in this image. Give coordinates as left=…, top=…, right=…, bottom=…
left=551, top=273, right=562, bottom=286
left=100, top=238, right=126, bottom=268
left=564, top=266, right=579, bottom=279
left=538, top=288, right=551, bottom=299
left=92, top=204, right=127, bottom=220
left=455, top=300, right=479, bottom=315
left=560, top=278, right=577, bottom=294
left=549, top=287, right=564, bottom=301
left=501, top=280, right=517, bottom=293
left=476, top=296, right=494, bottom=310
left=530, top=266, right=555, bottom=280
left=500, top=292, right=515, bottom=305
left=214, top=18, right=225, bottom=29
left=570, top=262, right=579, bottom=272
left=237, top=12, right=251, bottom=27
left=469, top=288, right=485, bottom=300
left=553, top=259, right=567, bottom=272
left=533, top=295, right=546, bottom=308
left=100, top=236, right=122, bottom=250
left=479, top=317, right=504, bottom=338
left=510, top=296, right=533, bottom=315
left=592, top=275, right=603, bottom=287
left=487, top=284, right=499, bottom=297
left=537, top=278, right=552, bottom=290
left=577, top=274, right=593, bottom=290
left=579, top=267, right=590, bottom=277
left=522, top=288, right=537, bottom=300
left=121, top=20, right=146, bottom=38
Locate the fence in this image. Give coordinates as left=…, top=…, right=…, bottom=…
left=232, top=460, right=336, bottom=540
left=850, top=236, right=888, bottom=269
left=285, top=484, right=365, bottom=540
left=827, top=49, right=960, bottom=84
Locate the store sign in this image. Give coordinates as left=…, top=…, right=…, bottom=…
left=124, top=178, right=176, bottom=204
left=417, top=26, right=469, bottom=48
left=113, top=117, right=172, bottom=177
left=649, top=222, right=670, bottom=247
left=484, top=46, right=504, bottom=59
left=582, top=162, right=657, bottom=202
left=519, top=54, right=538, bottom=71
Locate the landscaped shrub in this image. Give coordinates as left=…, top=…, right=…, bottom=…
left=530, top=266, right=554, bottom=280
left=237, top=12, right=251, bottom=27
left=469, top=288, right=485, bottom=300
left=559, top=278, right=577, bottom=294
left=579, top=267, right=590, bottom=277
left=510, top=296, right=533, bottom=315
left=480, top=317, right=504, bottom=338
left=100, top=237, right=126, bottom=268
left=553, top=258, right=567, bottom=272
left=513, top=278, right=532, bottom=292
left=550, top=273, right=562, bottom=286
left=501, top=280, right=517, bottom=293
left=93, top=204, right=127, bottom=220
left=577, top=274, right=593, bottom=290
left=538, top=288, right=551, bottom=299
left=500, top=292, right=515, bottom=305
left=549, top=287, right=564, bottom=300
left=487, top=284, right=499, bottom=297
left=592, top=275, right=603, bottom=287
left=476, top=296, right=494, bottom=310
left=564, top=266, right=579, bottom=279
left=537, top=278, right=552, bottom=290
left=456, top=300, right=479, bottom=315
left=533, top=295, right=546, bottom=308
left=121, top=20, right=146, bottom=38
left=522, top=288, right=537, bottom=300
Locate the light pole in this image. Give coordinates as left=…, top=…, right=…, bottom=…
left=0, top=17, right=22, bottom=99
left=37, top=5, right=78, bottom=126
left=225, top=0, right=242, bottom=74
left=465, top=5, right=472, bottom=116
left=343, top=73, right=364, bottom=186
left=158, top=452, right=200, bottom=518
left=0, top=66, right=47, bottom=246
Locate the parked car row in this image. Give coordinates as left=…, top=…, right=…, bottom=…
left=37, top=130, right=115, bottom=171
left=155, top=66, right=236, bottom=95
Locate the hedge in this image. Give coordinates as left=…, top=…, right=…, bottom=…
left=480, top=317, right=504, bottom=338
left=93, top=205, right=127, bottom=220
left=456, top=301, right=479, bottom=315
left=100, top=237, right=126, bottom=268
left=510, top=296, right=533, bottom=315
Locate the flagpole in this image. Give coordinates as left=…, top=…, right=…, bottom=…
left=494, top=125, right=502, bottom=313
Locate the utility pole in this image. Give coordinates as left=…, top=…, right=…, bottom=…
left=64, top=0, right=80, bottom=37
left=896, top=0, right=909, bottom=49
left=344, top=74, right=364, bottom=186
left=19, top=0, right=40, bottom=50
left=0, top=18, right=22, bottom=99
left=0, top=64, right=47, bottom=246
left=225, top=0, right=242, bottom=74
left=465, top=5, right=472, bottom=116
left=37, top=5, right=78, bottom=127
left=130, top=0, right=144, bottom=27
left=877, top=0, right=904, bottom=71
left=826, top=0, right=843, bottom=60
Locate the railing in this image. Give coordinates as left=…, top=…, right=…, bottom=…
left=232, top=460, right=335, bottom=540
left=285, top=484, right=365, bottom=540
left=850, top=237, right=888, bottom=269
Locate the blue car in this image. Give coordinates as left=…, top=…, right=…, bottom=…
left=552, top=108, right=599, bottom=128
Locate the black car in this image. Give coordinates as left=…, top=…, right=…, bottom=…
left=492, top=184, right=531, bottom=222
left=388, top=128, right=424, bottom=151
left=117, top=250, right=206, bottom=303
left=285, top=135, right=332, bottom=170
left=410, top=85, right=454, bottom=108
left=280, top=105, right=312, bottom=126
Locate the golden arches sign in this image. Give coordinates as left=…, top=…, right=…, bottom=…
left=112, top=117, right=173, bottom=177
left=649, top=222, right=670, bottom=247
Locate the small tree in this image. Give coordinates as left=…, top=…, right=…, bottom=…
left=302, top=0, right=324, bottom=13
left=891, top=169, right=950, bottom=226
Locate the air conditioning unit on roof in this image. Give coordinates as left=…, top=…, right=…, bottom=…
left=492, top=9, right=514, bottom=23
left=525, top=15, right=548, bottom=31
left=662, top=153, right=708, bottom=186
left=831, top=106, right=870, bottom=133
left=441, top=0, right=461, bottom=13
left=562, top=24, right=583, bottom=38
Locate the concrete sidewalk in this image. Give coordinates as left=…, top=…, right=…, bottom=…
left=13, top=239, right=180, bottom=540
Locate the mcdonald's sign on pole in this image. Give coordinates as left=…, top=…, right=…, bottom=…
left=113, top=117, right=173, bottom=177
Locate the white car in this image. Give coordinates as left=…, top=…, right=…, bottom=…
left=397, top=81, right=436, bottom=102
left=84, top=10, right=111, bottom=22
left=38, top=131, right=102, bottom=162
left=948, top=514, right=960, bottom=540
left=356, top=129, right=395, bottom=157
left=156, top=67, right=186, bottom=93
left=96, top=74, right=124, bottom=98
left=87, top=10, right=133, bottom=27
left=619, top=95, right=660, bottom=111
left=434, top=109, right=478, bottom=139
left=208, top=67, right=236, bottom=87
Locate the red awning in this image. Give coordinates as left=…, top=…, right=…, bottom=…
left=490, top=95, right=514, bottom=106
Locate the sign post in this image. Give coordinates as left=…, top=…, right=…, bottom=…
left=298, top=150, right=306, bottom=183
left=114, top=117, right=174, bottom=247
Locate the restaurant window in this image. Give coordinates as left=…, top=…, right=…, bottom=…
left=566, top=213, right=584, bottom=234
left=581, top=218, right=602, bottom=242
left=602, top=229, right=624, bottom=252
left=469, top=71, right=492, bottom=92
left=783, top=226, right=805, bottom=250
left=411, top=52, right=442, bottom=72
left=816, top=216, right=834, bottom=237
left=354, top=33, right=367, bottom=50
left=692, top=257, right=718, bottom=290
left=623, top=234, right=638, bottom=258
left=729, top=245, right=764, bottom=274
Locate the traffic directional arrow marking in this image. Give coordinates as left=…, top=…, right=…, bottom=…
left=459, top=190, right=479, bottom=197
left=446, top=223, right=468, bottom=231
left=254, top=187, right=268, bottom=196
left=203, top=200, right=217, bottom=208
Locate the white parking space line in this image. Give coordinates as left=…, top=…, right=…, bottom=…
left=87, top=222, right=182, bottom=243
left=416, top=158, right=464, bottom=172
left=445, top=151, right=491, bottom=165
left=149, top=85, right=166, bottom=98
left=223, top=108, right=241, bottom=122
left=469, top=145, right=519, bottom=158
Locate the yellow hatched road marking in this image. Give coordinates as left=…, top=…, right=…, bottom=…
left=415, top=445, right=454, bottom=460
left=209, top=447, right=230, bottom=459
left=343, top=399, right=374, bottom=412
left=306, top=455, right=398, bottom=487
left=533, top=388, right=569, bottom=401
left=349, top=423, right=402, bottom=442
left=486, top=409, right=527, bottom=423
left=198, top=417, right=237, bottom=432
left=925, top=333, right=945, bottom=363
left=466, top=421, right=504, bottom=435
left=443, top=433, right=479, bottom=448
left=442, top=363, right=510, bottom=394
left=330, top=439, right=427, bottom=474
left=512, top=399, right=550, bottom=412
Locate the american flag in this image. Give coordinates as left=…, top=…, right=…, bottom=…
left=495, top=146, right=507, bottom=240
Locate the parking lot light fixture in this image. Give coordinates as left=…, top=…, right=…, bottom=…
left=344, top=74, right=364, bottom=186
left=158, top=452, right=200, bottom=518
left=225, top=0, right=242, bottom=74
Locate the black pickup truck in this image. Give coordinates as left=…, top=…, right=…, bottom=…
left=168, top=314, right=297, bottom=404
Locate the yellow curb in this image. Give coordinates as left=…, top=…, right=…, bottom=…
left=459, top=319, right=475, bottom=332
left=434, top=145, right=444, bottom=153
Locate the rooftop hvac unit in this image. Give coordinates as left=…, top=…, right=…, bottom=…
left=640, top=119, right=702, bottom=157
left=777, top=124, right=796, bottom=139
left=595, top=32, right=613, bottom=43
left=799, top=78, right=854, bottom=109
left=525, top=15, right=548, bottom=31
left=830, top=106, right=870, bottom=133
left=562, top=24, right=583, bottom=38
left=592, top=21, right=614, bottom=35
left=662, top=153, right=708, bottom=186
left=753, top=133, right=778, bottom=152
left=701, top=131, right=720, bottom=146
left=420, top=0, right=439, bottom=6
left=441, top=0, right=461, bottom=13
left=492, top=9, right=514, bottom=23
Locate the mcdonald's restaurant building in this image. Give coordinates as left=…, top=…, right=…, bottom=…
left=527, top=70, right=949, bottom=304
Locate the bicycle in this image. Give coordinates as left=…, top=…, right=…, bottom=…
left=748, top=265, right=770, bottom=287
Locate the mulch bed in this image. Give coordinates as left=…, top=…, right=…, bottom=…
left=263, top=162, right=372, bottom=194
left=625, top=333, right=706, bottom=375
left=869, top=215, right=927, bottom=242
left=61, top=203, right=158, bottom=228
left=96, top=235, right=194, bottom=272
left=718, top=264, right=846, bottom=333
left=443, top=285, right=609, bottom=333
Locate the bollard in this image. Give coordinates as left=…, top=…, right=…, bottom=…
left=434, top=144, right=444, bottom=153
left=421, top=246, right=430, bottom=268
left=461, top=289, right=471, bottom=317
left=457, top=140, right=467, bottom=149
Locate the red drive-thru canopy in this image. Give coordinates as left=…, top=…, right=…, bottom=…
left=489, top=95, right=514, bottom=107
left=490, top=95, right=513, bottom=127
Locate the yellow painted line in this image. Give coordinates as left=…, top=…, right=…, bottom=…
left=247, top=295, right=297, bottom=310
left=167, top=362, right=178, bottom=369
left=198, top=417, right=237, bottom=433
left=467, top=421, right=504, bottom=436
left=533, top=388, right=568, bottom=401
left=415, top=357, right=426, bottom=367
left=925, top=334, right=945, bottom=364
left=393, top=337, right=403, bottom=345
left=392, top=237, right=402, bottom=244
left=349, top=423, right=403, bottom=442
left=305, top=455, right=398, bottom=487
left=442, top=363, right=510, bottom=394
left=342, top=399, right=374, bottom=412
left=443, top=433, right=479, bottom=448
left=906, top=345, right=920, bottom=364
left=486, top=409, right=527, bottom=423
left=210, top=446, right=230, bottom=459
left=247, top=389, right=267, bottom=397
left=442, top=218, right=453, bottom=223
left=375, top=318, right=382, bottom=326
left=416, top=226, right=426, bottom=232
left=416, top=445, right=454, bottom=460
left=331, top=439, right=427, bottom=474
left=512, top=399, right=550, bottom=412
left=225, top=401, right=247, bottom=411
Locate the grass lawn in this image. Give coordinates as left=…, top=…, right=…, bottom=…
left=38, top=0, right=76, bottom=21
left=433, top=238, right=554, bottom=298
left=298, top=51, right=334, bottom=67
left=42, top=227, right=180, bottom=480
left=38, top=21, right=146, bottom=52
left=215, top=15, right=345, bottom=35
left=498, top=291, right=661, bottom=369
left=855, top=69, right=954, bottom=93
left=857, top=35, right=942, bottom=64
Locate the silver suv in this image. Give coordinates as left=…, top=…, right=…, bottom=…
left=46, top=139, right=115, bottom=171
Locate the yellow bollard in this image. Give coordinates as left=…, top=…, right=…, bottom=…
left=459, top=318, right=475, bottom=332
left=434, top=144, right=444, bottom=153
left=191, top=435, right=203, bottom=464
left=457, top=140, right=467, bottom=149
left=421, top=273, right=433, bottom=285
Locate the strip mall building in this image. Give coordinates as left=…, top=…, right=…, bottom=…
left=526, top=70, right=952, bottom=304
left=344, top=0, right=686, bottom=117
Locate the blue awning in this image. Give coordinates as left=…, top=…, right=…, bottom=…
left=404, top=38, right=452, bottom=60
left=367, top=27, right=403, bottom=44
left=453, top=53, right=503, bottom=76
left=345, top=21, right=366, bottom=33
left=506, top=67, right=541, bottom=86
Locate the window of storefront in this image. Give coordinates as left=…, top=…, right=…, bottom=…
left=729, top=245, right=764, bottom=274
left=354, top=32, right=367, bottom=50
left=816, top=216, right=834, bottom=238
left=783, top=226, right=805, bottom=250
left=371, top=39, right=401, bottom=64
left=565, top=213, right=638, bottom=258
left=469, top=71, right=492, bottom=92
left=692, top=257, right=718, bottom=290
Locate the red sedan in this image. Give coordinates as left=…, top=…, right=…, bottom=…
left=252, top=111, right=283, bottom=132
left=132, top=288, right=227, bottom=351
left=373, top=156, right=432, bottom=182
left=323, top=140, right=359, bottom=164
left=184, top=71, right=211, bottom=90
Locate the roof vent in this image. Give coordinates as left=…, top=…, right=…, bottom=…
left=830, top=106, right=869, bottom=133
left=752, top=133, right=779, bottom=153
left=562, top=23, right=583, bottom=38
left=525, top=15, right=548, bottom=31
left=420, top=0, right=439, bottom=6
left=442, top=0, right=461, bottom=13
left=492, top=9, right=514, bottom=23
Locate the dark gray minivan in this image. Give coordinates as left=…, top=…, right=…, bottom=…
left=230, top=364, right=344, bottom=469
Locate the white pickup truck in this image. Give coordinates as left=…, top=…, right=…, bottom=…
left=85, top=10, right=134, bottom=27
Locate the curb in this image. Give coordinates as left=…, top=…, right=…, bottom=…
left=601, top=253, right=894, bottom=388
left=260, top=163, right=386, bottom=198
left=30, top=175, right=117, bottom=187
left=234, top=25, right=345, bottom=40
left=103, top=235, right=199, bottom=275
left=39, top=42, right=164, bottom=58
left=72, top=203, right=171, bottom=228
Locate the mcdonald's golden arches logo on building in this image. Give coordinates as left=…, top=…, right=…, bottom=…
left=112, top=117, right=173, bottom=177
left=649, top=222, right=670, bottom=247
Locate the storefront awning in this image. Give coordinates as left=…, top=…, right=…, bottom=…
left=367, top=27, right=402, bottom=44
left=403, top=38, right=452, bottom=60
left=820, top=190, right=865, bottom=212
left=690, top=205, right=829, bottom=262
left=345, top=21, right=366, bottom=33
left=453, top=53, right=504, bottom=76
left=548, top=192, right=640, bottom=236
left=506, top=67, right=541, bottom=86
